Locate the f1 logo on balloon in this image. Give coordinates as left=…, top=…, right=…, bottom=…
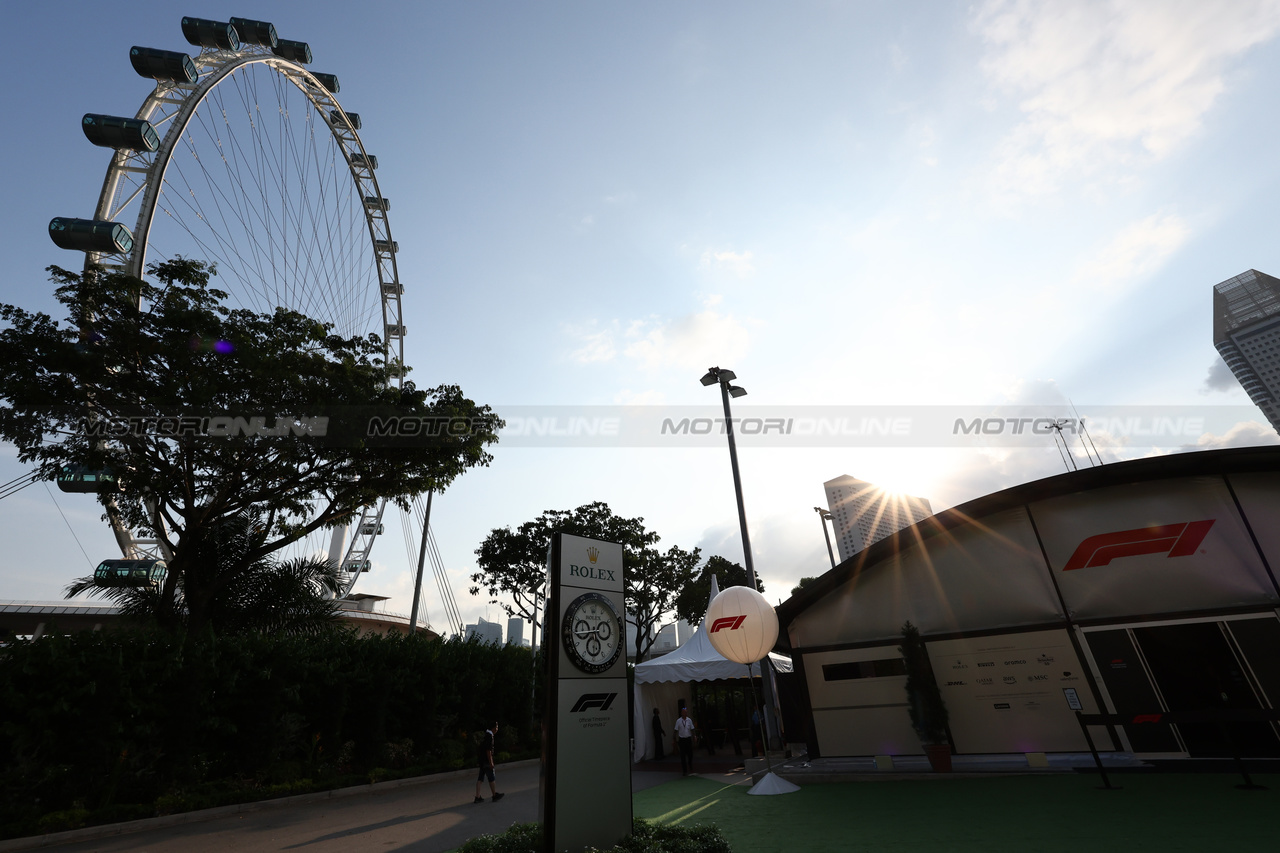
left=709, top=615, right=747, bottom=633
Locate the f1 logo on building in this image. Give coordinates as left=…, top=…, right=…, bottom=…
left=709, top=615, right=746, bottom=633
left=1063, top=520, right=1215, bottom=571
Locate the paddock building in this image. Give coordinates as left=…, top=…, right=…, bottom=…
left=777, top=446, right=1280, bottom=760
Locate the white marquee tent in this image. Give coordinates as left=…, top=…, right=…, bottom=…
left=632, top=578, right=792, bottom=763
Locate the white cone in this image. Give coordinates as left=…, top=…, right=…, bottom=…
left=747, top=771, right=800, bottom=795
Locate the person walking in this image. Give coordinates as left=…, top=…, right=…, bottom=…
left=673, top=706, right=696, bottom=775
left=474, top=721, right=505, bottom=803
left=651, top=708, right=665, bottom=761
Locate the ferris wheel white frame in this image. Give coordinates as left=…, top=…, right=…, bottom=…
left=79, top=34, right=404, bottom=597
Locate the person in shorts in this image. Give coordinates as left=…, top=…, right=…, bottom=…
left=474, top=721, right=504, bottom=803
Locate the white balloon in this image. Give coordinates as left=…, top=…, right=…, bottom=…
left=704, top=585, right=779, bottom=664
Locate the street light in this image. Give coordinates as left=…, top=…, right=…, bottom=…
left=814, top=507, right=836, bottom=568
left=700, top=365, right=781, bottom=748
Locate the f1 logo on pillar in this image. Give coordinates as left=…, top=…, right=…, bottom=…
left=569, top=693, right=617, bottom=713
left=1063, top=520, right=1215, bottom=571
left=709, top=615, right=746, bottom=633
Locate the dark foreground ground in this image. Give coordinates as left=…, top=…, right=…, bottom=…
left=635, top=770, right=1280, bottom=853
left=4, top=755, right=1277, bottom=853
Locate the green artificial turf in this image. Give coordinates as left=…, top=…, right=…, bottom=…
left=633, top=773, right=1280, bottom=853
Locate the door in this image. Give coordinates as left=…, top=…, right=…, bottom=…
left=1132, top=622, right=1280, bottom=757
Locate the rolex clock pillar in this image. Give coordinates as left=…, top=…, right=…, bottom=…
left=540, top=533, right=632, bottom=853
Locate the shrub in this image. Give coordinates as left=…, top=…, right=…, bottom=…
left=457, top=820, right=732, bottom=853
left=0, top=629, right=535, bottom=833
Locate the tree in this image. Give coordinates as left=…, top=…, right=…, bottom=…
left=628, top=543, right=701, bottom=662
left=790, top=576, right=818, bottom=597
left=470, top=502, right=699, bottom=661
left=899, top=621, right=949, bottom=745
left=0, top=261, right=501, bottom=633
left=674, top=555, right=764, bottom=627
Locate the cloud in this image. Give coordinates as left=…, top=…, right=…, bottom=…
left=614, top=388, right=667, bottom=405
left=700, top=249, right=756, bottom=277
left=975, top=0, right=1280, bottom=197
left=623, top=308, right=752, bottom=371
left=1075, top=212, right=1191, bottom=290
left=1202, top=356, right=1241, bottom=393
left=1188, top=420, right=1280, bottom=449
left=567, top=323, right=618, bottom=364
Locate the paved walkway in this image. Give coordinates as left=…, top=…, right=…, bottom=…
left=23, top=765, right=541, bottom=853
left=8, top=759, right=727, bottom=853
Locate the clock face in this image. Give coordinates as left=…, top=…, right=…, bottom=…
left=561, top=592, right=623, bottom=675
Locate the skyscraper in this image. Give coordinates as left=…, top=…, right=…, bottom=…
left=1213, top=269, right=1280, bottom=432
left=465, top=616, right=503, bottom=645
left=824, top=475, right=933, bottom=563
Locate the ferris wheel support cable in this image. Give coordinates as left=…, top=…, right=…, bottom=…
left=426, top=524, right=464, bottom=637
left=0, top=471, right=39, bottom=502
left=428, top=529, right=462, bottom=635
left=43, top=483, right=95, bottom=570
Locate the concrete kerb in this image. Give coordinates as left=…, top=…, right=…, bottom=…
left=0, top=758, right=540, bottom=853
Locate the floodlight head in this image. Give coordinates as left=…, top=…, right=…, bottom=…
left=700, top=370, right=719, bottom=387
left=728, top=385, right=747, bottom=398
left=719, top=369, right=737, bottom=382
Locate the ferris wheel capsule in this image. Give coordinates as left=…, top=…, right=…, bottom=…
left=129, top=46, right=197, bottom=84
left=332, top=110, right=361, bottom=129
left=181, top=17, right=240, bottom=51
left=272, top=38, right=312, bottom=64
left=228, top=17, right=278, bottom=47
left=313, top=72, right=340, bottom=93
left=48, top=218, right=134, bottom=254
left=82, top=114, right=159, bottom=152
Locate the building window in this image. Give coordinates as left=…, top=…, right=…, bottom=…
left=822, top=658, right=907, bottom=681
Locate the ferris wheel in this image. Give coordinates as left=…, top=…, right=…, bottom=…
left=48, top=16, right=403, bottom=597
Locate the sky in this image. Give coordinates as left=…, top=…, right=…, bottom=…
left=3, top=0, right=1280, bottom=639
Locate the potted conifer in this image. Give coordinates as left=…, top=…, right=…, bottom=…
left=899, top=621, right=952, bottom=772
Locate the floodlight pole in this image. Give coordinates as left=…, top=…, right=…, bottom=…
left=702, top=366, right=782, bottom=750
left=814, top=507, right=836, bottom=568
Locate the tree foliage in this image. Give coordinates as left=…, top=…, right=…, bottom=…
left=470, top=502, right=700, bottom=661
left=674, top=555, right=764, bottom=627
left=628, top=543, right=701, bottom=662
left=790, top=576, right=818, bottom=598
left=0, top=261, right=501, bottom=633
left=899, top=620, right=949, bottom=744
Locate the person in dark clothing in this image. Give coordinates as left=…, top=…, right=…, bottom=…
left=651, top=708, right=665, bottom=760
left=474, top=721, right=504, bottom=803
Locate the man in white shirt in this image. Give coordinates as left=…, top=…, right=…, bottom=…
left=673, top=706, right=696, bottom=775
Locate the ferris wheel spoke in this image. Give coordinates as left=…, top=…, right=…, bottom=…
left=172, top=102, right=279, bottom=308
